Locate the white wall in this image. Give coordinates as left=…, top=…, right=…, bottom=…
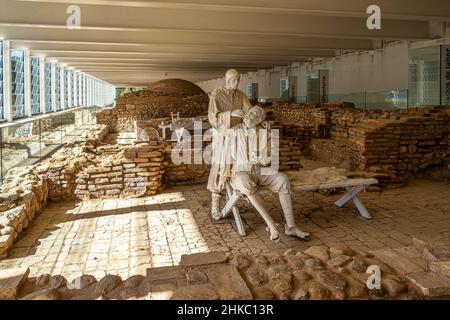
left=197, top=28, right=450, bottom=99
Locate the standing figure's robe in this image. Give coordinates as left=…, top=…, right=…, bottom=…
left=207, top=86, right=252, bottom=193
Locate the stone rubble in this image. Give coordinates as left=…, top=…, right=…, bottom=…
left=0, top=246, right=435, bottom=300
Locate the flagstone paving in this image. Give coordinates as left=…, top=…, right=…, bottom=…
left=0, top=179, right=449, bottom=282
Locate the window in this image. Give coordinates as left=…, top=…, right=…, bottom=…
left=71, top=71, right=75, bottom=107
left=11, top=50, right=25, bottom=119
left=55, top=66, right=61, bottom=110
left=45, top=62, right=52, bottom=112
left=0, top=41, right=3, bottom=120
left=78, top=73, right=82, bottom=106
left=64, top=69, right=69, bottom=108
left=83, top=75, right=87, bottom=106
left=31, top=57, right=40, bottom=115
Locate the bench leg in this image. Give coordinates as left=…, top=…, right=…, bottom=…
left=221, top=192, right=240, bottom=219
left=221, top=184, right=246, bottom=236
left=335, top=186, right=372, bottom=220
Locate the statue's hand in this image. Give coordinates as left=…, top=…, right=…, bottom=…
left=231, top=109, right=245, bottom=118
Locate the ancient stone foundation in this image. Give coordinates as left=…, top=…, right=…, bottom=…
left=4, top=243, right=450, bottom=300
left=271, top=103, right=450, bottom=186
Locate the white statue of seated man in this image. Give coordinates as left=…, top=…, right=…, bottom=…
left=229, top=105, right=310, bottom=242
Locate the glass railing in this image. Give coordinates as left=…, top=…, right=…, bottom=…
left=0, top=107, right=96, bottom=183
left=259, top=89, right=412, bottom=110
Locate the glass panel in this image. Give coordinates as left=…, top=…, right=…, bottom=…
left=0, top=41, right=4, bottom=121
left=12, top=50, right=25, bottom=119
left=31, top=57, right=41, bottom=115
left=79, top=74, right=83, bottom=106
left=408, top=46, right=441, bottom=106
left=1, top=119, right=42, bottom=181
left=64, top=69, right=69, bottom=108
left=45, top=62, right=52, bottom=112
left=306, top=72, right=320, bottom=104
left=55, top=65, right=61, bottom=110
left=0, top=129, right=3, bottom=182
left=71, top=71, right=75, bottom=107
left=328, top=92, right=367, bottom=109
left=366, top=90, right=408, bottom=110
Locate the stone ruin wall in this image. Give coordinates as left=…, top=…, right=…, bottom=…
left=270, top=102, right=450, bottom=185
left=0, top=124, right=109, bottom=257
left=96, top=94, right=209, bottom=133
left=74, top=144, right=167, bottom=199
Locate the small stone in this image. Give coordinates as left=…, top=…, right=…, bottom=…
left=70, top=275, right=97, bottom=290
left=304, top=245, right=330, bottom=262
left=265, top=254, right=286, bottom=265
left=317, top=270, right=347, bottom=291
left=308, top=283, right=329, bottom=300
left=328, top=255, right=352, bottom=269
left=284, top=249, right=297, bottom=256
left=186, top=269, right=208, bottom=285
left=382, top=276, right=408, bottom=296
left=95, top=275, right=122, bottom=296
left=231, top=254, right=252, bottom=269
left=253, top=287, right=275, bottom=300
left=271, top=272, right=293, bottom=298
left=266, top=265, right=291, bottom=279
left=119, top=288, right=140, bottom=299
left=292, top=288, right=309, bottom=300
left=305, top=258, right=324, bottom=270
left=349, top=257, right=366, bottom=273
left=293, top=270, right=312, bottom=283
left=123, top=275, right=145, bottom=289
left=35, top=274, right=51, bottom=288
left=245, top=268, right=266, bottom=286
left=285, top=255, right=304, bottom=270
left=295, top=251, right=311, bottom=261
left=255, top=256, right=268, bottom=267
left=347, top=278, right=368, bottom=298
left=49, top=275, right=67, bottom=289
left=330, top=288, right=347, bottom=300
left=21, top=288, right=60, bottom=300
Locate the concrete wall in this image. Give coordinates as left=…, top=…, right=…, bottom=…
left=197, top=29, right=450, bottom=100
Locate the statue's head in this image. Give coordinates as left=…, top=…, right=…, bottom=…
left=244, top=106, right=266, bottom=129
left=225, top=69, right=240, bottom=90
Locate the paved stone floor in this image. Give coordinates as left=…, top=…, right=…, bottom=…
left=0, top=179, right=449, bottom=282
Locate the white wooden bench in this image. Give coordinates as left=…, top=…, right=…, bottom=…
left=221, top=176, right=378, bottom=237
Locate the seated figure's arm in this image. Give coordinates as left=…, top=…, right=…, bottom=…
left=257, top=128, right=272, bottom=167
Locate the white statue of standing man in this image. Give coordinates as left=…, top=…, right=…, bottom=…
left=207, top=69, right=252, bottom=220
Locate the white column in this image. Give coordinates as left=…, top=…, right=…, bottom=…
left=51, top=62, right=56, bottom=112
left=39, top=56, right=45, bottom=114
left=24, top=50, right=32, bottom=117
left=3, top=40, right=12, bottom=122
